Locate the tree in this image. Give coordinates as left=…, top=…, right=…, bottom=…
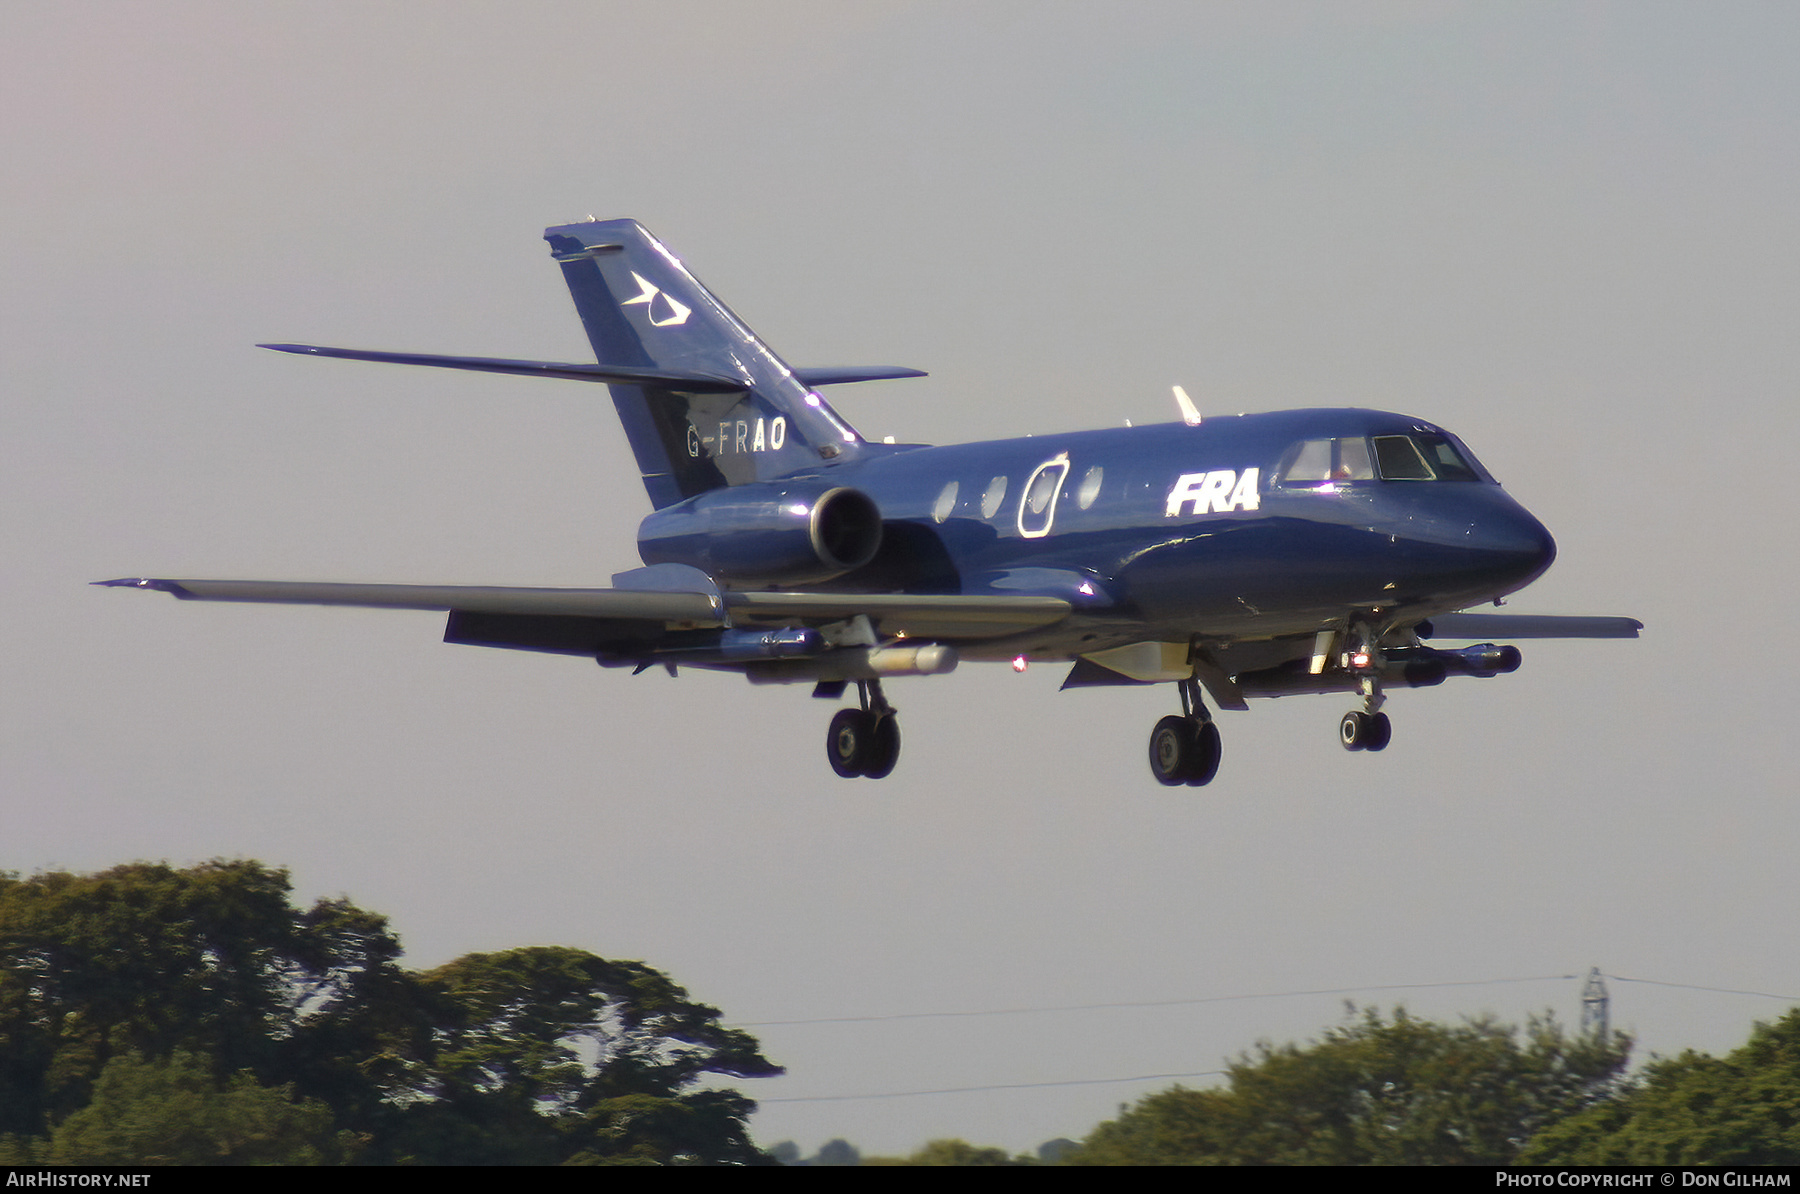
left=1520, top=1009, right=1800, bottom=1165
left=863, top=1138, right=1037, bottom=1165
left=48, top=1051, right=347, bottom=1165
left=0, top=861, right=780, bottom=1164
left=383, top=947, right=780, bottom=1164
left=0, top=861, right=410, bottom=1134
left=1066, top=1005, right=1630, bottom=1165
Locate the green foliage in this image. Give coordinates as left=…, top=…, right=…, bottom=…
left=0, top=860, right=311, bottom=1128
left=0, top=861, right=780, bottom=1165
left=1520, top=1009, right=1800, bottom=1165
left=49, top=1051, right=347, bottom=1165
left=384, top=946, right=780, bottom=1165
left=863, top=1138, right=1037, bottom=1166
left=1066, top=1005, right=1631, bottom=1165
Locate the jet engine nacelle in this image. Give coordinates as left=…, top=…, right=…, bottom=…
left=637, top=482, right=883, bottom=587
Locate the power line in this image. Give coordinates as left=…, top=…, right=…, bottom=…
left=761, top=1069, right=1228, bottom=1104
left=744, top=972, right=1800, bottom=1106
left=1606, top=974, right=1800, bottom=1002
left=733, top=974, right=1579, bottom=1028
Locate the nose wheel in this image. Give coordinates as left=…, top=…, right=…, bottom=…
left=1148, top=679, right=1222, bottom=786
left=1339, top=710, right=1391, bottom=751
left=827, top=679, right=901, bottom=779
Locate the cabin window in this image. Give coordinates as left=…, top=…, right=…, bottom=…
left=1076, top=466, right=1104, bottom=509
left=931, top=481, right=959, bottom=523
left=980, top=475, right=1008, bottom=518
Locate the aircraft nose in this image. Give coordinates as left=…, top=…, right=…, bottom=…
left=1475, top=503, right=1556, bottom=592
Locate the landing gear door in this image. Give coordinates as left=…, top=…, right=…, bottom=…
left=1017, top=453, right=1070, bottom=540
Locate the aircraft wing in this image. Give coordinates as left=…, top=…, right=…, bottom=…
left=1419, top=613, right=1643, bottom=639
left=94, top=578, right=1071, bottom=641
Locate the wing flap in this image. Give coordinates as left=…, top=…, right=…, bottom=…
left=726, top=592, right=1070, bottom=639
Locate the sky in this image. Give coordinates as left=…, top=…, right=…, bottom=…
left=4, top=0, right=1797, bottom=1158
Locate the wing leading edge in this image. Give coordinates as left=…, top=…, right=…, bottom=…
left=93, top=578, right=1071, bottom=642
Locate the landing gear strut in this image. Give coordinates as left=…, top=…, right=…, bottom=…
left=827, top=678, right=901, bottom=779
left=1339, top=635, right=1392, bottom=752
left=1148, top=678, right=1222, bottom=787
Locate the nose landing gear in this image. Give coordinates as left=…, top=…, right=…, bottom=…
left=1339, top=635, right=1392, bottom=752
left=1148, top=679, right=1222, bottom=786
left=827, top=678, right=901, bottom=779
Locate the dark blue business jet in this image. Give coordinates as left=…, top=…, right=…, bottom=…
left=102, top=219, right=1640, bottom=785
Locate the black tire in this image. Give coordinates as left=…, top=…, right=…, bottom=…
left=828, top=708, right=874, bottom=778
left=1363, top=712, right=1392, bottom=752
left=1340, top=710, right=1368, bottom=751
left=1186, top=720, right=1222, bottom=786
left=1149, top=715, right=1195, bottom=786
left=863, top=715, right=901, bottom=779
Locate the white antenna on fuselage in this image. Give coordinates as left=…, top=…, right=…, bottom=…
left=1172, top=385, right=1202, bottom=425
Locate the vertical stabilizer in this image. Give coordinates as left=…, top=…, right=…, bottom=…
left=544, top=219, right=865, bottom=507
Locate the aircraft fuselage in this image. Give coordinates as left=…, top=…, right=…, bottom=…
left=727, top=406, right=1555, bottom=662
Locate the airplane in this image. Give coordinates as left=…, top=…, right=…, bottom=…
left=100, top=218, right=1640, bottom=785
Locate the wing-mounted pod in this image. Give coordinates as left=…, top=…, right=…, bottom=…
left=637, top=481, right=883, bottom=588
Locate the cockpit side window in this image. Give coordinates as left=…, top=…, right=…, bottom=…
left=1277, top=437, right=1375, bottom=486
left=1337, top=437, right=1374, bottom=480
left=1282, top=439, right=1333, bottom=482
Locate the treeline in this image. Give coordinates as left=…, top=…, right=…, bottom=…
left=8, top=861, right=1797, bottom=1165
left=787, top=1004, right=1800, bottom=1165
left=0, top=861, right=780, bottom=1164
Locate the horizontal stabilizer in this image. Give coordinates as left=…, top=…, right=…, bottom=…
left=259, top=344, right=747, bottom=393
left=1420, top=614, right=1642, bottom=639
left=792, top=366, right=927, bottom=386
left=97, top=579, right=1071, bottom=642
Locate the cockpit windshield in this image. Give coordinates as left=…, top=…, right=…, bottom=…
left=1277, top=433, right=1485, bottom=486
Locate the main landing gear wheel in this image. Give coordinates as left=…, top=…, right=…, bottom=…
left=827, top=678, right=902, bottom=779
left=1149, top=717, right=1223, bottom=786
left=828, top=708, right=874, bottom=777
left=1339, top=710, right=1392, bottom=752
left=864, top=715, right=901, bottom=779
left=1149, top=680, right=1223, bottom=787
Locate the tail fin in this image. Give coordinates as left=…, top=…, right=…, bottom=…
left=545, top=219, right=866, bottom=508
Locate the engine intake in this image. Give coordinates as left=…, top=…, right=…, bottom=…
left=637, top=483, right=883, bottom=587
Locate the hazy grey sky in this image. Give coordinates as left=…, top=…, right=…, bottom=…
left=5, top=0, right=1796, bottom=1155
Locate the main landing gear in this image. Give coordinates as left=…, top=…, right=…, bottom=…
left=827, top=678, right=901, bottom=779
left=1148, top=679, right=1221, bottom=787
